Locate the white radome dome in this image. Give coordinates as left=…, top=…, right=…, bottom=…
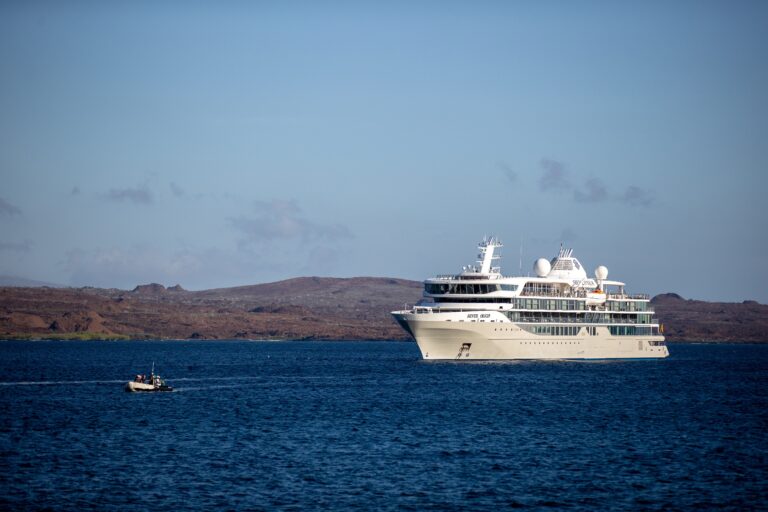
left=595, top=265, right=608, bottom=280
left=534, top=258, right=551, bottom=277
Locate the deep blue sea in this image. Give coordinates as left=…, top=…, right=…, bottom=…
left=0, top=341, right=766, bottom=511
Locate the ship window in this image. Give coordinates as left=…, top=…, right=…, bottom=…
left=425, top=283, right=451, bottom=294
left=425, top=283, right=520, bottom=295
left=552, top=259, right=574, bottom=271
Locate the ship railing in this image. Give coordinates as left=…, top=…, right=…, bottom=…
left=511, top=315, right=659, bottom=325
left=518, top=290, right=651, bottom=301
left=607, top=293, right=650, bottom=300
left=519, top=290, right=587, bottom=298
left=433, top=274, right=501, bottom=281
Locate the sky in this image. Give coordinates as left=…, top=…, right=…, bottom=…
left=1, top=1, right=767, bottom=302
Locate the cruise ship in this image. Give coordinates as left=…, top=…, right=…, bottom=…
left=392, top=237, right=668, bottom=360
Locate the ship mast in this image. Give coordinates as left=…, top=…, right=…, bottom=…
left=477, top=236, right=503, bottom=275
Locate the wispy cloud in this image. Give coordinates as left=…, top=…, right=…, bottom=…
left=0, top=197, right=22, bottom=217
left=63, top=245, right=217, bottom=289
left=574, top=178, right=608, bottom=203
left=621, top=185, right=654, bottom=207
left=0, top=240, right=31, bottom=252
left=515, top=158, right=658, bottom=209
left=61, top=243, right=310, bottom=290
left=106, top=184, right=153, bottom=205
left=539, top=159, right=571, bottom=191
left=170, top=182, right=185, bottom=198
left=228, top=199, right=353, bottom=245
left=498, top=161, right=518, bottom=183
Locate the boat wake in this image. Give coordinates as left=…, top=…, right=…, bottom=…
left=0, top=375, right=334, bottom=388
left=0, top=379, right=126, bottom=387
left=173, top=384, right=249, bottom=392
left=170, top=376, right=263, bottom=383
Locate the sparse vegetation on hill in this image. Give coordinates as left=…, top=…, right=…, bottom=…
left=0, top=278, right=422, bottom=341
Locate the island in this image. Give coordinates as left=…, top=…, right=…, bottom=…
left=0, top=278, right=766, bottom=342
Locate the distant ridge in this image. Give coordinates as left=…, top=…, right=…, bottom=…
left=129, top=283, right=187, bottom=294
left=0, top=275, right=63, bottom=288
left=0, top=278, right=766, bottom=342
left=649, top=293, right=768, bottom=342
left=651, top=292, right=685, bottom=303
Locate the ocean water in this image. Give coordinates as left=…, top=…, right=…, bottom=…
left=0, top=341, right=766, bottom=511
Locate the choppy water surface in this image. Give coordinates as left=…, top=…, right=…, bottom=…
left=0, top=341, right=766, bottom=510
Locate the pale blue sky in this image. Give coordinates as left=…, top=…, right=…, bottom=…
left=1, top=1, right=767, bottom=302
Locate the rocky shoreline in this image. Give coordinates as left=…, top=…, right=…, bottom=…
left=1, top=278, right=766, bottom=342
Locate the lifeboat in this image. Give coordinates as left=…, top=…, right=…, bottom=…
left=585, top=288, right=607, bottom=305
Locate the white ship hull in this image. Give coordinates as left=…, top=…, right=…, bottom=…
left=394, top=311, right=669, bottom=360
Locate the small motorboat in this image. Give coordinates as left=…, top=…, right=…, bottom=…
left=125, top=363, right=173, bottom=392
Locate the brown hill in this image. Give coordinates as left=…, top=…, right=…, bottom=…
left=0, top=277, right=422, bottom=341
left=651, top=293, right=768, bottom=342
left=0, top=279, right=765, bottom=342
